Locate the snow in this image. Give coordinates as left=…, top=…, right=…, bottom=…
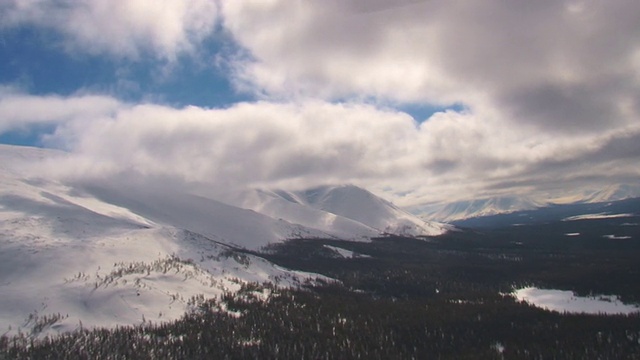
left=564, top=184, right=640, bottom=204
left=0, top=145, right=447, bottom=337
left=227, top=188, right=380, bottom=241
left=82, top=183, right=331, bottom=251
left=296, top=185, right=449, bottom=236
left=562, top=213, right=634, bottom=221
left=19, top=144, right=638, bottom=339
left=0, top=145, right=330, bottom=337
left=603, top=234, right=632, bottom=240
left=219, top=185, right=449, bottom=240
left=323, top=245, right=370, bottom=259
left=513, top=287, right=640, bottom=315
left=0, top=209, right=326, bottom=338
left=414, top=184, right=640, bottom=222
left=412, top=196, right=546, bottom=222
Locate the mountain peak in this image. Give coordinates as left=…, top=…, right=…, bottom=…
left=252, top=184, right=448, bottom=237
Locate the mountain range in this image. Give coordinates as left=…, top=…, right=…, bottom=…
left=413, top=185, right=640, bottom=223
left=0, top=144, right=446, bottom=337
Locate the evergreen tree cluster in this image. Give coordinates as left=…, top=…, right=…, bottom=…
left=2, top=283, right=639, bottom=359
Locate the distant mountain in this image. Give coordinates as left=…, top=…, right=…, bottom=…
left=412, top=185, right=640, bottom=223
left=451, top=197, right=640, bottom=229
left=563, top=184, right=640, bottom=204
left=412, top=196, right=547, bottom=223
left=232, top=185, right=449, bottom=239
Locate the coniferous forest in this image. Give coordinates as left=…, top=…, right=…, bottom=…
left=2, top=216, right=640, bottom=359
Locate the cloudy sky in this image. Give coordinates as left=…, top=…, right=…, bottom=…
left=1, top=0, right=639, bottom=207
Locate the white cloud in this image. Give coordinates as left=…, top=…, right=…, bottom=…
left=0, top=91, right=122, bottom=133
left=2, top=91, right=638, bottom=206
left=221, top=0, right=640, bottom=133
left=2, top=1, right=640, bottom=206
left=0, top=0, right=219, bottom=60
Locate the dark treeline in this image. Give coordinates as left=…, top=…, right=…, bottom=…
left=2, top=283, right=640, bottom=359
left=2, top=222, right=640, bottom=359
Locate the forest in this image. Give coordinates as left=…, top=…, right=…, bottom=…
left=2, top=216, right=640, bottom=359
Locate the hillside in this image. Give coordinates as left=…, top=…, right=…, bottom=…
left=231, top=185, right=449, bottom=240
left=0, top=145, right=329, bottom=336
left=0, top=145, right=447, bottom=336
left=413, top=196, right=546, bottom=222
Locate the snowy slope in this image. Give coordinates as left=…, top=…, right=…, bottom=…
left=0, top=145, right=450, bottom=337
left=567, top=185, right=640, bottom=204
left=81, top=183, right=332, bottom=251
left=0, top=145, right=329, bottom=337
left=414, top=185, right=640, bottom=223
left=244, top=185, right=450, bottom=237
left=412, top=196, right=547, bottom=222
left=228, top=189, right=380, bottom=240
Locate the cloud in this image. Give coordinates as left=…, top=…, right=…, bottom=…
left=0, top=0, right=219, bottom=61
left=221, top=0, right=640, bottom=133
left=0, top=90, right=122, bottom=133
left=2, top=1, right=639, bottom=206
left=41, top=100, right=422, bottom=192
left=2, top=91, right=638, bottom=206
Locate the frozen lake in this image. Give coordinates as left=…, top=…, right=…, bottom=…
left=513, top=287, right=640, bottom=315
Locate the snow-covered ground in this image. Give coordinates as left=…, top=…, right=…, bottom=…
left=413, top=184, right=640, bottom=222
left=81, top=182, right=332, bottom=251
left=233, top=185, right=450, bottom=238
left=0, top=144, right=446, bottom=337
left=602, top=234, right=632, bottom=240
left=513, top=287, right=640, bottom=315
left=562, top=213, right=634, bottom=221
left=0, top=145, right=332, bottom=337
left=413, top=196, right=546, bottom=222
left=323, top=245, right=370, bottom=259
left=0, top=224, right=326, bottom=337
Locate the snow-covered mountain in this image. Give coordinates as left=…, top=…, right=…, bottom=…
left=412, top=196, right=547, bottom=223
left=413, top=184, right=640, bottom=223
left=559, top=184, right=640, bottom=204
left=81, top=182, right=333, bottom=250
left=0, top=145, right=332, bottom=337
left=230, top=185, right=449, bottom=239
left=0, top=144, right=447, bottom=337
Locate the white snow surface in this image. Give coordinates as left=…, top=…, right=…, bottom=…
left=0, top=145, right=448, bottom=337
left=603, top=234, right=632, bottom=240
left=412, top=196, right=546, bottom=222
left=414, top=185, right=640, bottom=222
left=323, top=245, right=370, bottom=259
left=213, top=188, right=379, bottom=241
left=232, top=185, right=449, bottom=238
left=81, top=183, right=332, bottom=251
left=0, top=145, right=332, bottom=337
left=562, top=213, right=634, bottom=221
left=513, top=287, right=640, bottom=315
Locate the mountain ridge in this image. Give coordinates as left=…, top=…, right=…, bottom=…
left=0, top=144, right=446, bottom=336
left=231, top=185, right=449, bottom=240
left=413, top=185, right=640, bottom=223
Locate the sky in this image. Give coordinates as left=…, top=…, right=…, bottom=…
left=1, top=0, right=639, bottom=208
